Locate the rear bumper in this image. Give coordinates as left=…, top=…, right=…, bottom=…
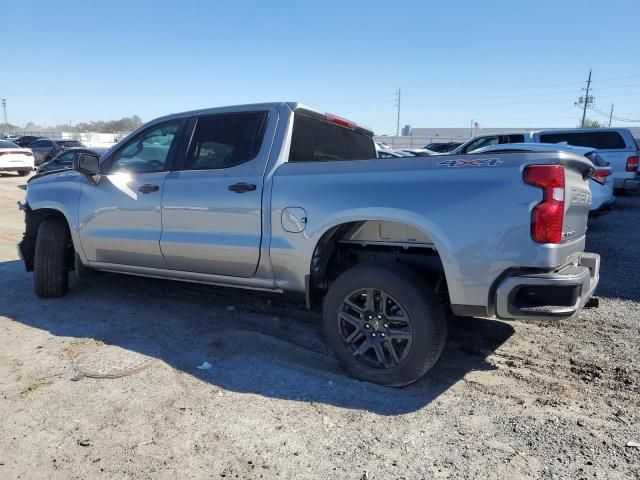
left=589, top=198, right=615, bottom=217
left=495, top=252, right=600, bottom=320
left=614, top=177, right=640, bottom=191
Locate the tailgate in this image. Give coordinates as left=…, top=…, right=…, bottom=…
left=563, top=163, right=592, bottom=241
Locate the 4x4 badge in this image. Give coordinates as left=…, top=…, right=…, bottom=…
left=437, top=158, right=502, bottom=167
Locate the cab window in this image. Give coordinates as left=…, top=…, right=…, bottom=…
left=57, top=151, right=76, bottom=163
left=183, top=112, right=267, bottom=170
left=109, top=121, right=181, bottom=173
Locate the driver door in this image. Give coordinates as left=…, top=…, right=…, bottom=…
left=78, top=120, right=184, bottom=269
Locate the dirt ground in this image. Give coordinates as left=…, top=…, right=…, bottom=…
left=0, top=172, right=638, bottom=480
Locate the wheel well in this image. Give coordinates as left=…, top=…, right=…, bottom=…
left=307, top=221, right=447, bottom=310
left=21, top=207, right=74, bottom=272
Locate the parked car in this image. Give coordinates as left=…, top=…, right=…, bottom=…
left=15, top=135, right=45, bottom=148
left=424, top=142, right=462, bottom=153
left=451, top=133, right=533, bottom=155
left=376, top=149, right=407, bottom=158
left=394, top=148, right=436, bottom=157
left=18, top=102, right=600, bottom=386
left=534, top=129, right=639, bottom=194
left=3, top=133, right=20, bottom=141
left=37, top=147, right=107, bottom=174
left=472, top=143, right=615, bottom=216
left=0, top=140, right=34, bottom=176
left=451, top=128, right=640, bottom=194
left=28, top=139, right=86, bottom=165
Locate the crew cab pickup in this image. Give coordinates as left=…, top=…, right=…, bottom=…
left=17, top=102, right=600, bottom=386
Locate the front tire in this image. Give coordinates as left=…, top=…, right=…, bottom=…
left=323, top=263, right=447, bottom=387
left=34, top=218, right=70, bottom=298
left=17, top=169, right=30, bottom=177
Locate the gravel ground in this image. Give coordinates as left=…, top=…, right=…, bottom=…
left=0, top=172, right=638, bottom=479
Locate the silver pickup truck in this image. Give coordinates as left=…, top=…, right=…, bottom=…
left=17, top=102, right=601, bottom=386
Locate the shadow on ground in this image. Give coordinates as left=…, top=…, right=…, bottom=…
left=0, top=259, right=513, bottom=415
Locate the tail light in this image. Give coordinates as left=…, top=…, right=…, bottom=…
left=625, top=156, right=639, bottom=172
left=324, top=113, right=357, bottom=130
left=591, top=168, right=611, bottom=185
left=524, top=165, right=565, bottom=244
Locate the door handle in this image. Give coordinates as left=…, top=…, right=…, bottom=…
left=228, top=182, right=257, bottom=193
left=138, top=184, right=160, bottom=194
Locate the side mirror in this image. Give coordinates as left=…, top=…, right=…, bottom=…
left=74, top=153, right=100, bottom=183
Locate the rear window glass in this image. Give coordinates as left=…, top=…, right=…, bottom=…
left=184, top=112, right=267, bottom=170
left=539, top=131, right=626, bottom=150
left=0, top=140, right=18, bottom=148
left=288, top=114, right=375, bottom=162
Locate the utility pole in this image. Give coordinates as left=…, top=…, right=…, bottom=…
left=395, top=88, right=401, bottom=136
left=1, top=98, right=6, bottom=125
left=608, top=103, right=614, bottom=127
left=580, top=69, right=592, bottom=128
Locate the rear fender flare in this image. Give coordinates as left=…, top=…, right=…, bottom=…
left=306, top=208, right=463, bottom=302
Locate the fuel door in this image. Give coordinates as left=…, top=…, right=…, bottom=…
left=281, top=207, right=308, bottom=233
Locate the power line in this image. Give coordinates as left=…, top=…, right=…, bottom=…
left=587, top=104, right=640, bottom=123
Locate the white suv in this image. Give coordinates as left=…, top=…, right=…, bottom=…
left=452, top=128, right=640, bottom=193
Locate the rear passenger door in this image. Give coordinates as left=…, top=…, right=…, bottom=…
left=160, top=109, right=273, bottom=277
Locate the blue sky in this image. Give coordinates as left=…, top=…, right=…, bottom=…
left=3, top=0, right=640, bottom=133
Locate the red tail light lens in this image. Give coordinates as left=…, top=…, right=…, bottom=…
left=324, top=113, right=357, bottom=130
left=591, top=168, right=611, bottom=185
left=625, top=155, right=639, bottom=172
left=524, top=165, right=565, bottom=244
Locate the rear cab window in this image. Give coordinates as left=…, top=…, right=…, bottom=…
left=288, top=113, right=375, bottom=162
left=539, top=131, right=627, bottom=150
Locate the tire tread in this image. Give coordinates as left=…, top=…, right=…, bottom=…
left=34, top=218, right=69, bottom=298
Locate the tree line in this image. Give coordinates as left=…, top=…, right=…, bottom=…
left=1, top=116, right=143, bottom=133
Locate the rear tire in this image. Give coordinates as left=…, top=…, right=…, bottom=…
left=17, top=169, right=30, bottom=177
left=323, top=263, right=447, bottom=387
left=34, top=218, right=70, bottom=298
